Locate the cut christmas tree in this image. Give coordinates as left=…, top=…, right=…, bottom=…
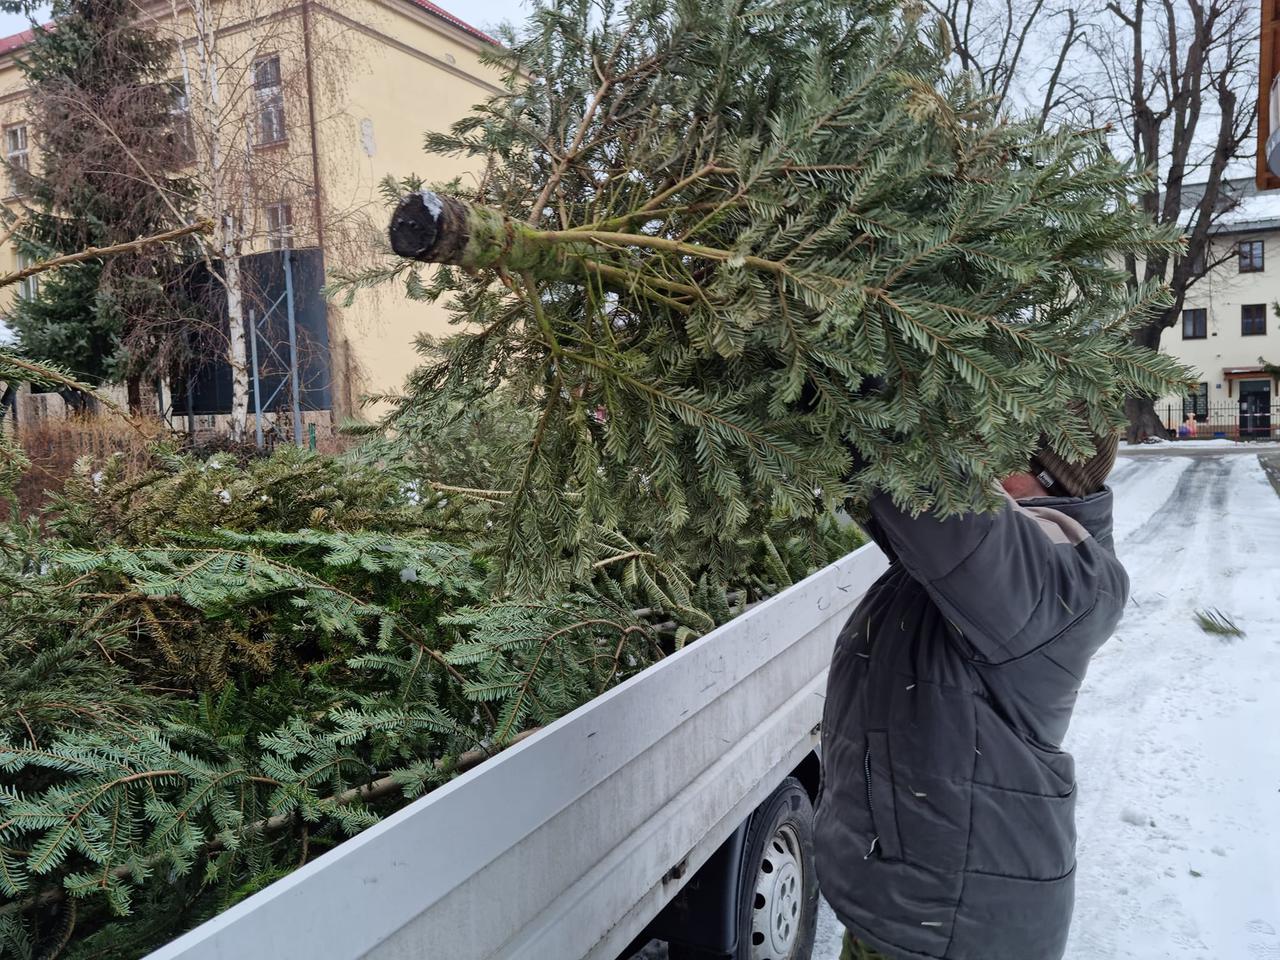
left=334, top=0, right=1191, bottom=594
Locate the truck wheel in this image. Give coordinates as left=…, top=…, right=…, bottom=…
left=670, top=777, right=819, bottom=960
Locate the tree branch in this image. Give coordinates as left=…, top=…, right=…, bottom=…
left=0, top=220, right=212, bottom=289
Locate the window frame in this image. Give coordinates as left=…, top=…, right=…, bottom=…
left=1242, top=303, right=1268, bottom=336
left=1183, top=382, right=1209, bottom=423
left=168, top=78, right=195, bottom=161
left=265, top=201, right=293, bottom=250
left=252, top=54, right=286, bottom=147
left=1238, top=239, right=1265, bottom=273
left=4, top=123, right=28, bottom=196
left=1181, top=307, right=1207, bottom=340
left=16, top=251, right=38, bottom=302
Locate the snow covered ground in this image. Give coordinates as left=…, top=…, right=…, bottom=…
left=814, top=452, right=1280, bottom=959
left=1122, top=439, right=1280, bottom=453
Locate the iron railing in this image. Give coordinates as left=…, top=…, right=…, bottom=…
left=1160, top=399, right=1280, bottom=441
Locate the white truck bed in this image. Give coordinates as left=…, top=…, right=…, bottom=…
left=146, top=543, right=888, bottom=960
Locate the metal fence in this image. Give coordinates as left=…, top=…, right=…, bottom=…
left=169, top=247, right=332, bottom=449
left=1159, top=399, right=1280, bottom=441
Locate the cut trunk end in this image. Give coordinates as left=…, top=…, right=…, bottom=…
left=389, top=191, right=477, bottom=265
left=388, top=192, right=585, bottom=279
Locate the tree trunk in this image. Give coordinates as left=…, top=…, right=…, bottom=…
left=59, top=387, right=96, bottom=418
left=390, top=191, right=581, bottom=275
left=1125, top=315, right=1174, bottom=443
left=1124, top=394, right=1167, bottom=444
left=223, top=248, right=249, bottom=441
left=126, top=373, right=143, bottom=416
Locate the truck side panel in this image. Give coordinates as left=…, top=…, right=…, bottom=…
left=144, top=546, right=888, bottom=960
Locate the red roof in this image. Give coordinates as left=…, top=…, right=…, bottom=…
left=0, top=27, right=35, bottom=56
left=0, top=1, right=496, bottom=58
left=408, top=0, right=498, bottom=45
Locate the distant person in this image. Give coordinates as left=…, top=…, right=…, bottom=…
left=1180, top=413, right=1198, bottom=439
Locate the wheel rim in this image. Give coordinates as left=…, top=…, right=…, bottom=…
left=749, top=822, right=804, bottom=960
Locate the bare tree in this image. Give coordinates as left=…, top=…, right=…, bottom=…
left=1093, top=0, right=1256, bottom=440
left=923, top=0, right=1090, bottom=127
left=125, top=0, right=359, bottom=439
left=926, top=0, right=1257, bottom=440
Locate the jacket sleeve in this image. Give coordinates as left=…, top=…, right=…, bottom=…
left=864, top=489, right=1123, bottom=664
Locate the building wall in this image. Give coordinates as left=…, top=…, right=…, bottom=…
left=1158, top=228, right=1280, bottom=431
left=308, top=0, right=506, bottom=416
left=0, top=0, right=504, bottom=422
left=0, top=35, right=33, bottom=310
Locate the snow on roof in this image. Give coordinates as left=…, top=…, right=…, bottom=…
left=1176, top=176, right=1280, bottom=233
left=0, top=0, right=497, bottom=59
left=1207, top=190, right=1280, bottom=231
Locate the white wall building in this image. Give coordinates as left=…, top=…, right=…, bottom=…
left=1160, top=178, right=1280, bottom=439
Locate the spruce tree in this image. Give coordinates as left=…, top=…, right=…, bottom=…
left=336, top=0, right=1192, bottom=593
left=7, top=0, right=194, bottom=411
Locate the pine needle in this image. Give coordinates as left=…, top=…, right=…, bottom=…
left=1194, top=608, right=1245, bottom=639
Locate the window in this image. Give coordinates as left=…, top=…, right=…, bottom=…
left=168, top=79, right=194, bottom=160
left=5, top=124, right=28, bottom=195
left=1242, top=303, right=1268, bottom=336
left=1181, top=307, right=1207, bottom=340
left=1238, top=239, right=1265, bottom=273
left=16, top=252, right=38, bottom=301
left=253, top=55, right=286, bottom=145
left=265, top=201, right=293, bottom=249
left=1183, top=382, right=1208, bottom=422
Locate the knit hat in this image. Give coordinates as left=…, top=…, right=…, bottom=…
left=1029, top=430, right=1119, bottom=498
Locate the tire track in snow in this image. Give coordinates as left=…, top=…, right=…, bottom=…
left=1124, top=457, right=1228, bottom=548
left=1066, top=455, right=1280, bottom=959
left=1112, top=456, right=1196, bottom=549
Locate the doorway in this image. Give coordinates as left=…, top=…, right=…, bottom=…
left=1238, top=379, right=1273, bottom=440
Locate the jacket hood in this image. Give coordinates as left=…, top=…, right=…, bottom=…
left=1018, top=486, right=1116, bottom=554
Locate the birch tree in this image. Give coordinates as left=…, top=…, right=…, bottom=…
left=150, top=0, right=353, bottom=439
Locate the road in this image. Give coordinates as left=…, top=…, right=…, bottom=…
left=814, top=453, right=1280, bottom=960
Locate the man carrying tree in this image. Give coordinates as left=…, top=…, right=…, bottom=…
left=816, top=431, right=1126, bottom=960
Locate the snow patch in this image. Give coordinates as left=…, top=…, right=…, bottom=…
left=1119, top=808, right=1149, bottom=827
left=418, top=190, right=444, bottom=219
left=1066, top=454, right=1280, bottom=959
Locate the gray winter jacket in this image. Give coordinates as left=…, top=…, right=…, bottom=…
left=815, top=486, right=1127, bottom=960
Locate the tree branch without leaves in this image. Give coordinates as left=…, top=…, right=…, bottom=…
left=0, top=219, right=212, bottom=289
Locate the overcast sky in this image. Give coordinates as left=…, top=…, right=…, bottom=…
left=0, top=7, right=38, bottom=37
left=0, top=1, right=531, bottom=40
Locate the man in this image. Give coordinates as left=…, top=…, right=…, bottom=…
left=815, top=432, right=1126, bottom=960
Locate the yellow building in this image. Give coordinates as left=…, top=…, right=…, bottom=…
left=0, top=0, right=505, bottom=427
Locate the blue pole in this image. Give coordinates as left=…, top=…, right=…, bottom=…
left=284, top=248, right=304, bottom=447
left=249, top=307, right=265, bottom=449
